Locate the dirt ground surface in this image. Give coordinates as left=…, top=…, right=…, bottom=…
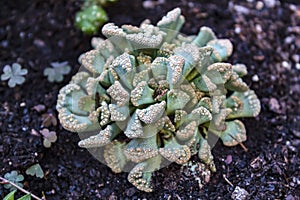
left=0, top=0, right=300, bottom=199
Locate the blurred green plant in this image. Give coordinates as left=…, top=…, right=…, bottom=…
left=75, top=0, right=118, bottom=34
left=1, top=63, right=28, bottom=88
left=43, top=61, right=71, bottom=82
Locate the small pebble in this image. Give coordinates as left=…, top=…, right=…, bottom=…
left=143, top=1, right=157, bottom=9
left=20, top=102, right=26, bottom=107
left=255, top=24, right=263, bottom=33
left=292, top=54, right=299, bottom=63
left=263, top=0, right=276, bottom=8
left=295, top=63, right=300, bottom=70
left=231, top=186, right=249, bottom=200
left=282, top=61, right=291, bottom=69
left=269, top=97, right=280, bottom=113
left=285, top=36, right=294, bottom=44
left=252, top=74, right=259, bottom=82
left=256, top=1, right=264, bottom=10
left=234, top=5, right=250, bottom=15
left=235, top=26, right=241, bottom=34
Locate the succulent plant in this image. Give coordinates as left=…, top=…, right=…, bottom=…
left=57, top=8, right=261, bottom=192
left=1, top=63, right=28, bottom=88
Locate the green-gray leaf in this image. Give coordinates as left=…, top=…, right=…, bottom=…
left=3, top=190, right=16, bottom=200
left=17, top=194, right=31, bottom=200
left=25, top=164, right=44, bottom=178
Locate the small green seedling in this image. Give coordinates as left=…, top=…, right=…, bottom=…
left=43, top=61, right=71, bottom=82
left=3, top=190, right=31, bottom=200
left=25, top=164, right=44, bottom=178
left=1, top=63, right=28, bottom=88
left=75, top=5, right=108, bottom=34
left=40, top=129, right=57, bottom=148
left=3, top=171, right=24, bottom=191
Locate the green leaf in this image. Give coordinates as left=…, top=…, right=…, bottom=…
left=25, top=164, right=44, bottom=178
left=3, top=190, right=16, bottom=200
left=17, top=194, right=31, bottom=200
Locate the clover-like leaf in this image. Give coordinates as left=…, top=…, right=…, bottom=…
left=40, top=129, right=57, bottom=148
left=3, top=171, right=24, bottom=191
left=1, top=63, right=28, bottom=88
left=25, top=164, right=44, bottom=178
left=43, top=61, right=71, bottom=82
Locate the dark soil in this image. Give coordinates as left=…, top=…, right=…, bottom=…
left=1, top=0, right=300, bottom=199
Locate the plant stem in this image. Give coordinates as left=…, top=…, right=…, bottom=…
left=0, top=176, right=43, bottom=200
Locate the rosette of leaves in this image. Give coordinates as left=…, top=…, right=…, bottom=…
left=57, top=8, right=261, bottom=192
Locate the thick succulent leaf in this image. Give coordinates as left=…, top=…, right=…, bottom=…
left=187, top=106, right=212, bottom=126
left=91, top=37, right=118, bottom=59
left=167, top=89, right=190, bottom=114
left=207, top=39, right=233, bottom=62
left=211, top=120, right=247, bottom=146
left=107, top=81, right=130, bottom=107
left=157, top=7, right=185, bottom=42
left=211, top=94, right=226, bottom=114
left=159, top=137, right=191, bottom=164
left=151, top=57, right=168, bottom=80
left=104, top=140, right=127, bottom=173
left=128, top=155, right=162, bottom=192
left=124, top=111, right=144, bottom=138
left=136, top=101, right=166, bottom=124
left=82, top=49, right=106, bottom=74
left=196, top=97, right=213, bottom=112
left=99, top=101, right=110, bottom=126
left=232, top=64, right=248, bottom=77
left=130, top=81, right=155, bottom=106
left=198, top=136, right=216, bottom=172
left=174, top=43, right=200, bottom=79
left=192, top=26, right=216, bottom=47
left=225, top=72, right=249, bottom=92
left=176, top=121, right=198, bottom=141
left=205, top=63, right=233, bottom=85
left=57, top=84, right=100, bottom=132
left=111, top=53, right=136, bottom=89
left=102, top=22, right=164, bottom=50
left=70, top=72, right=89, bottom=88
left=226, top=90, right=261, bottom=118
left=109, top=104, right=130, bottom=121
left=133, top=69, right=150, bottom=87
left=193, top=74, right=217, bottom=92
left=78, top=124, right=120, bottom=148
left=125, top=135, right=159, bottom=163
left=167, top=55, right=184, bottom=86
left=212, top=108, right=232, bottom=131
left=193, top=46, right=214, bottom=74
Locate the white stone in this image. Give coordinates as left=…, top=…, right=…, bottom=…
left=252, top=74, right=259, bottom=82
